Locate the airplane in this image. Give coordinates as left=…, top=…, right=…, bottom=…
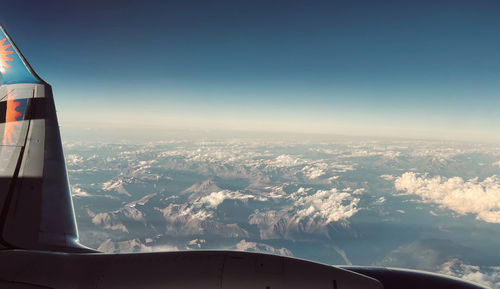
left=0, top=25, right=487, bottom=289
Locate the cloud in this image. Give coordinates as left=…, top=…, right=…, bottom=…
left=235, top=239, right=293, bottom=257
left=186, top=238, right=206, bottom=249
left=328, top=163, right=356, bottom=173
left=150, top=244, right=180, bottom=252
left=97, top=238, right=149, bottom=253
left=333, top=246, right=352, bottom=265
left=378, top=239, right=445, bottom=270
left=66, top=154, right=83, bottom=165
left=98, top=238, right=179, bottom=253
left=380, top=174, right=394, bottom=181
left=439, top=258, right=500, bottom=288
left=268, top=154, right=305, bottom=167
left=302, top=165, right=326, bottom=179
left=250, top=187, right=360, bottom=239
left=157, top=203, right=249, bottom=238
left=395, top=172, right=500, bottom=223
left=71, top=185, right=92, bottom=197
left=312, top=147, right=400, bottom=159
left=347, top=149, right=400, bottom=159
left=195, top=190, right=260, bottom=208
left=378, top=239, right=500, bottom=288
left=293, top=188, right=360, bottom=224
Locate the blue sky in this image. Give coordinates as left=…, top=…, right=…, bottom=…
left=1, top=0, right=500, bottom=140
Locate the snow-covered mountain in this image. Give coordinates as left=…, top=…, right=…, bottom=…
left=65, top=137, right=500, bottom=288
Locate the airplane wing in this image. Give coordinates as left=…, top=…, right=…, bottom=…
left=0, top=25, right=91, bottom=253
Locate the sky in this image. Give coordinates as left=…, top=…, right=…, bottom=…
left=1, top=0, right=500, bottom=141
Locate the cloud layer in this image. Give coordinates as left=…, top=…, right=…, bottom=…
left=250, top=187, right=361, bottom=239
left=395, top=172, right=500, bottom=223
left=439, top=258, right=500, bottom=288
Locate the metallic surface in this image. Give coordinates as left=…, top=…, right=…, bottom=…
left=0, top=250, right=382, bottom=289
left=0, top=27, right=88, bottom=252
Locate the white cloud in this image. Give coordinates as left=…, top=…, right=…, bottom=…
left=66, top=154, right=83, bottom=165
left=380, top=174, right=394, bottom=181
left=439, top=258, right=500, bottom=288
left=328, top=176, right=339, bottom=182
left=250, top=187, right=361, bottom=239
left=157, top=203, right=248, bottom=238
left=150, top=244, right=180, bottom=252
left=268, top=154, right=305, bottom=167
left=328, top=163, right=356, bottom=173
left=333, top=246, right=352, bottom=265
left=348, top=149, right=400, bottom=159
left=294, top=188, right=360, bottom=224
left=313, top=146, right=400, bottom=159
left=196, top=190, right=258, bottom=208
left=395, top=172, right=500, bottom=223
left=235, top=239, right=293, bottom=257
left=71, top=185, right=91, bottom=197
left=186, top=238, right=206, bottom=249
left=301, top=165, right=326, bottom=179
left=378, top=239, right=500, bottom=288
left=98, top=238, right=179, bottom=253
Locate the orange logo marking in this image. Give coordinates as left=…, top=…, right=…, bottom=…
left=3, top=92, right=22, bottom=145
left=0, top=38, right=14, bottom=74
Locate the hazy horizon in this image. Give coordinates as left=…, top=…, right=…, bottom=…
left=1, top=0, right=499, bottom=143
left=60, top=121, right=500, bottom=145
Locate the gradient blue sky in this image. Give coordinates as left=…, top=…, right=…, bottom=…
left=1, top=0, right=499, bottom=140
